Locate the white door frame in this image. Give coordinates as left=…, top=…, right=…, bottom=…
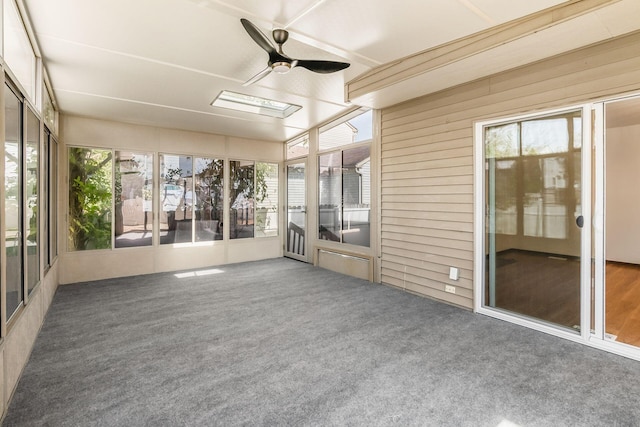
left=587, top=97, right=640, bottom=360
left=474, top=101, right=640, bottom=361
left=475, top=105, right=620, bottom=353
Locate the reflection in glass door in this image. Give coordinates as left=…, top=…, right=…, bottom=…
left=484, top=110, right=584, bottom=330
left=285, top=161, right=307, bottom=261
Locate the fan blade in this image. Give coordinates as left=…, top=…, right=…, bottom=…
left=240, top=19, right=276, bottom=54
left=242, top=66, right=272, bottom=86
left=295, top=59, right=350, bottom=74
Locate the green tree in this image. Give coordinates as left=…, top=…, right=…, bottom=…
left=68, top=147, right=113, bottom=250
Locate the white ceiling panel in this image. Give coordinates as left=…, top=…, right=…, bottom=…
left=462, top=0, right=567, bottom=24
left=22, top=0, right=635, bottom=142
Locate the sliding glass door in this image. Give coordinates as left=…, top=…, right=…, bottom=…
left=483, top=110, right=584, bottom=331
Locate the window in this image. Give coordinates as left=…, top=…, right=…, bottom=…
left=3, top=0, right=37, bottom=103
left=48, top=132, right=58, bottom=264
left=230, top=160, right=255, bottom=239
left=115, top=151, right=153, bottom=248
left=5, top=83, right=24, bottom=319
left=318, top=110, right=372, bottom=247
left=194, top=157, right=224, bottom=241
left=160, top=154, right=192, bottom=244
left=286, top=133, right=309, bottom=159
left=43, top=84, right=57, bottom=133
left=68, top=147, right=113, bottom=251
left=26, top=107, right=40, bottom=293
left=256, top=163, right=278, bottom=237
left=319, top=109, right=372, bottom=151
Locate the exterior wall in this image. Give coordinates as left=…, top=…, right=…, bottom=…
left=1, top=261, right=59, bottom=419
left=59, top=115, right=284, bottom=284
left=379, top=30, right=640, bottom=309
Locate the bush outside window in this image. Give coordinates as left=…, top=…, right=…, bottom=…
left=68, top=147, right=113, bottom=251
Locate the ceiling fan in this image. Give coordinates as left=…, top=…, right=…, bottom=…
left=240, top=18, right=350, bottom=86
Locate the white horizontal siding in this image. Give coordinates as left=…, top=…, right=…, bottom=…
left=379, top=30, right=640, bottom=309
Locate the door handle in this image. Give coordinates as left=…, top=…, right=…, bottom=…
left=576, top=215, right=584, bottom=228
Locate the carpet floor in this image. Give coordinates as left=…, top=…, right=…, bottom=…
left=3, top=258, right=640, bottom=426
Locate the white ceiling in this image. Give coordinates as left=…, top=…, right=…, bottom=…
left=21, top=0, right=634, bottom=142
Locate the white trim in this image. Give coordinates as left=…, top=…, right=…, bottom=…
left=580, top=104, right=592, bottom=341
left=473, top=120, right=484, bottom=313
left=592, top=103, right=605, bottom=340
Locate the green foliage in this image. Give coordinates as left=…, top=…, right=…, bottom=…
left=68, top=147, right=113, bottom=250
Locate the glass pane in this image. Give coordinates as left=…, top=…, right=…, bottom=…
left=68, top=147, right=113, bottom=251
left=43, top=86, right=56, bottom=132
left=287, top=163, right=305, bottom=256
left=319, top=109, right=372, bottom=151
left=26, top=108, right=39, bottom=293
left=485, top=123, right=518, bottom=158
left=485, top=111, right=582, bottom=330
left=230, top=160, right=254, bottom=239
left=50, top=137, right=58, bottom=261
left=492, top=159, right=517, bottom=236
left=287, top=134, right=309, bottom=159
left=43, top=129, right=50, bottom=268
left=3, top=0, right=36, bottom=102
left=521, top=118, right=569, bottom=155
left=318, top=153, right=341, bottom=242
left=160, top=154, right=192, bottom=244
left=342, top=146, right=370, bottom=247
left=255, top=162, right=278, bottom=237
left=522, top=156, right=569, bottom=239
left=115, top=151, right=153, bottom=248
left=194, top=157, right=223, bottom=241
left=5, top=84, right=23, bottom=317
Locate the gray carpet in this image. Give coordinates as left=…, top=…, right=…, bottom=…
left=3, top=258, right=640, bottom=426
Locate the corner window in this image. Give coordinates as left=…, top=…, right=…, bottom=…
left=286, top=133, right=309, bottom=159
left=318, top=109, right=372, bottom=247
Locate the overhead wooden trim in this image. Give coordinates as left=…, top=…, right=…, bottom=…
left=346, top=0, right=620, bottom=103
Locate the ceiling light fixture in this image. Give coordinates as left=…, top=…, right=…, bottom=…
left=271, top=61, right=291, bottom=74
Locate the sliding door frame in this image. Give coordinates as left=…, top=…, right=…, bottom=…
left=473, top=104, right=593, bottom=346
left=475, top=99, right=640, bottom=361
left=589, top=96, right=640, bottom=360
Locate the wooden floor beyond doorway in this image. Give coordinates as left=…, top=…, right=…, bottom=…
left=606, top=261, right=640, bottom=347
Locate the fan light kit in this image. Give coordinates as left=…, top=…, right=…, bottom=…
left=240, top=18, right=350, bottom=86
left=271, top=61, right=291, bottom=74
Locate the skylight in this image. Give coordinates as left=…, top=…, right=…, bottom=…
left=211, top=91, right=301, bottom=119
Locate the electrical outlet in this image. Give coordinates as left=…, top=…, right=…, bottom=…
left=449, top=267, right=459, bottom=281
left=445, top=285, right=456, bottom=294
